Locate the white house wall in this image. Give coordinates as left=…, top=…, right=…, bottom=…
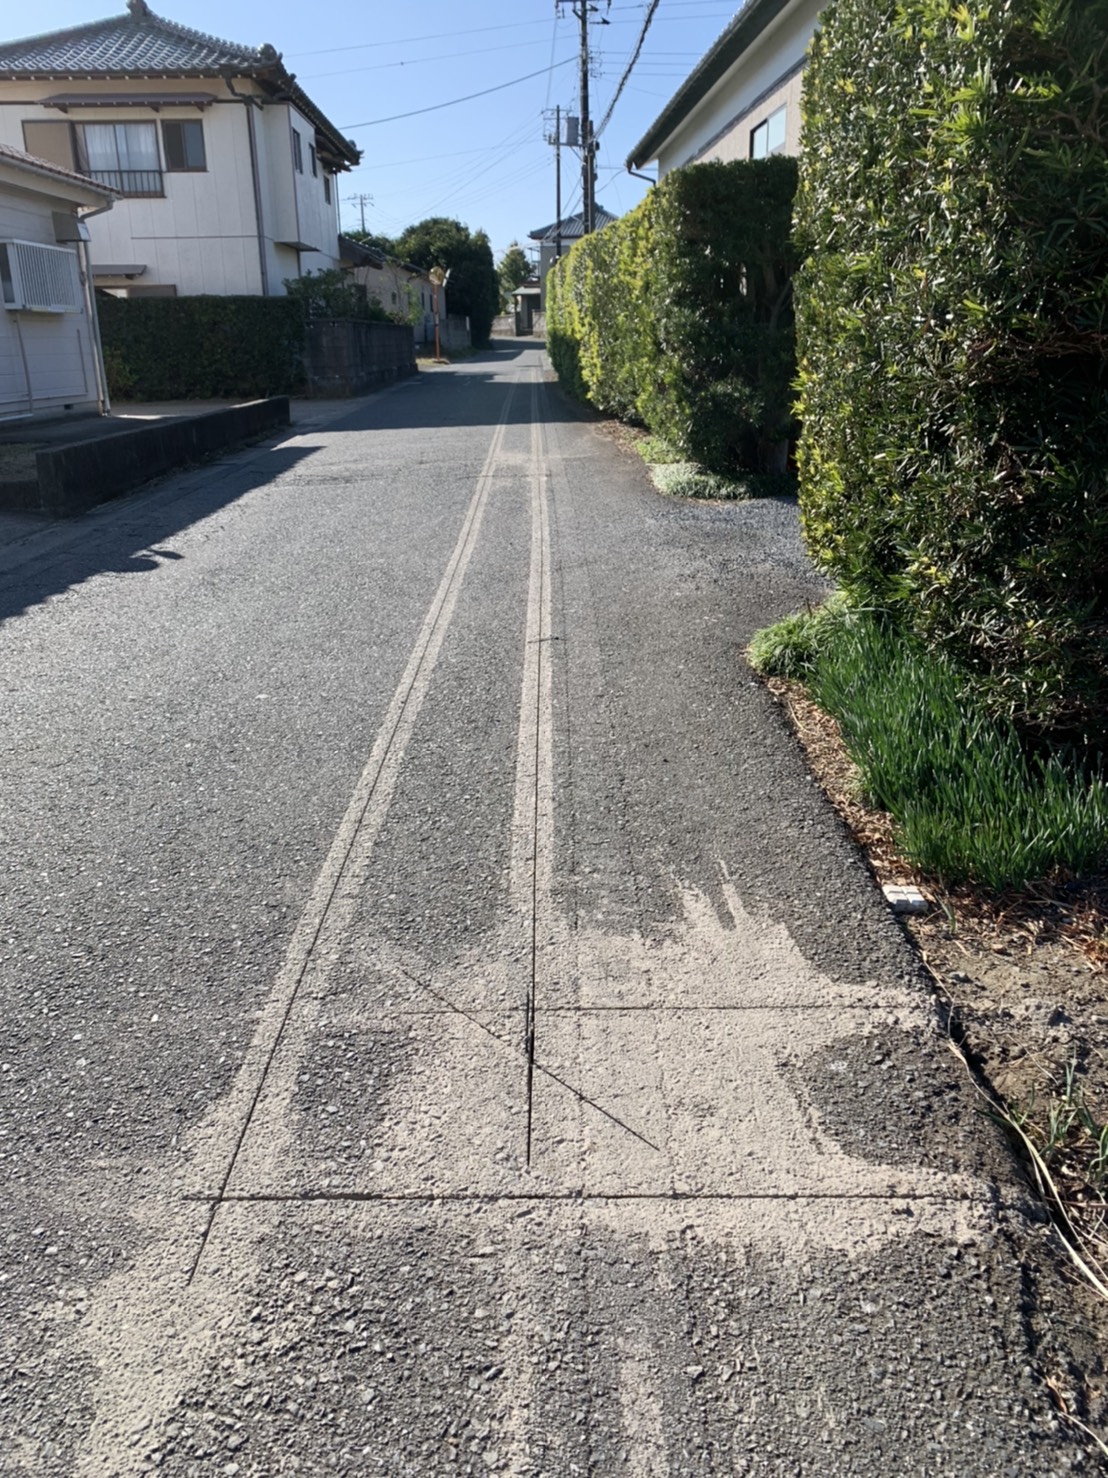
left=0, top=180, right=99, bottom=418
left=291, top=104, right=340, bottom=278
left=655, top=0, right=823, bottom=173
left=0, top=77, right=342, bottom=297
left=256, top=98, right=300, bottom=292
left=94, top=98, right=264, bottom=294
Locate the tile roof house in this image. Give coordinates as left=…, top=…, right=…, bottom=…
left=0, top=141, right=116, bottom=421
left=0, top=0, right=360, bottom=297
left=528, top=204, right=619, bottom=303
left=627, top=0, right=823, bottom=177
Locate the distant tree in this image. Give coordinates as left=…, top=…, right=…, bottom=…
left=343, top=228, right=395, bottom=256
left=393, top=217, right=500, bottom=345
left=497, top=242, right=531, bottom=311
left=283, top=268, right=388, bottom=321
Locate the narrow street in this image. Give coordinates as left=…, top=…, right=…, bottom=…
left=0, top=343, right=1084, bottom=1474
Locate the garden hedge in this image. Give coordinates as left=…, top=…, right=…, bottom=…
left=99, top=295, right=307, bottom=400
left=795, top=0, right=1108, bottom=745
left=547, top=157, right=799, bottom=476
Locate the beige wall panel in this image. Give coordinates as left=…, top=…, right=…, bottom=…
left=655, top=0, right=823, bottom=174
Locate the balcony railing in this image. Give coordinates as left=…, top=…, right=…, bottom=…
left=86, top=168, right=164, bottom=198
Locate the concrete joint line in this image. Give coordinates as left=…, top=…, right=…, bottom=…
left=191, top=1189, right=994, bottom=1207
left=186, top=378, right=521, bottom=1280
left=513, top=379, right=557, bottom=1168
left=395, top=963, right=662, bottom=1155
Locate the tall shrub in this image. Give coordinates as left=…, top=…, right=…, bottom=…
left=546, top=158, right=799, bottom=476
left=99, top=295, right=306, bottom=399
left=796, top=0, right=1108, bottom=745
left=645, top=158, right=799, bottom=475
left=393, top=218, right=500, bottom=345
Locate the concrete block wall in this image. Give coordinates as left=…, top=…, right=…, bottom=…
left=305, top=319, right=417, bottom=396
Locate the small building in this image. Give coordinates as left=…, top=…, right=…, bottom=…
left=627, top=0, right=822, bottom=176
left=0, top=0, right=360, bottom=299
left=0, top=141, right=115, bottom=423
left=338, top=235, right=437, bottom=346
left=511, top=278, right=542, bottom=336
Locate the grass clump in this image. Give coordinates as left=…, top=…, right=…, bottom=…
left=747, top=594, right=851, bottom=682
left=1011, top=1060, right=1108, bottom=1202
left=637, top=433, right=798, bottom=502
left=649, top=462, right=746, bottom=500
left=637, top=434, right=682, bottom=464
left=752, top=606, right=1108, bottom=889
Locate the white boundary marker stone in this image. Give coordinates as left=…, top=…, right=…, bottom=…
left=883, top=883, right=929, bottom=915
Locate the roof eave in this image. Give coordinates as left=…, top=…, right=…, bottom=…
left=0, top=61, right=360, bottom=167
left=626, top=0, right=792, bottom=169
left=255, top=69, right=360, bottom=169
left=0, top=156, right=116, bottom=204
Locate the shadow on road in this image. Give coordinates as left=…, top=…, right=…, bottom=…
left=312, top=339, right=588, bottom=434
left=0, top=445, right=316, bottom=628
left=0, top=341, right=570, bottom=625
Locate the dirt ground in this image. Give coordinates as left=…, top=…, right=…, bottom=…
left=767, top=680, right=1108, bottom=1110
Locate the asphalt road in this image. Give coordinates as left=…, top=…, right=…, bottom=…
left=0, top=343, right=1091, bottom=1475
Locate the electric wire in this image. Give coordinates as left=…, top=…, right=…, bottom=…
left=342, top=57, right=575, bottom=130
left=594, top=0, right=666, bottom=140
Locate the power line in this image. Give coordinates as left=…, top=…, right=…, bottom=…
left=290, top=10, right=678, bottom=58
left=301, top=37, right=570, bottom=82
left=595, top=0, right=661, bottom=140
left=293, top=19, right=552, bottom=58
left=342, top=58, right=575, bottom=130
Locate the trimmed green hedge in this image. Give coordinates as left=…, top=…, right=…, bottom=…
left=795, top=0, right=1108, bottom=746
left=547, top=157, right=799, bottom=476
left=99, top=295, right=307, bottom=400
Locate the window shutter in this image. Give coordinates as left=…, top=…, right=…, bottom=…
left=22, top=120, right=76, bottom=171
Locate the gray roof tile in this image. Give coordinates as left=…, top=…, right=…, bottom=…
left=0, top=3, right=360, bottom=166
left=0, top=5, right=264, bottom=76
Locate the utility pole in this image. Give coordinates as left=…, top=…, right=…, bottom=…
left=346, top=192, right=373, bottom=233
left=554, top=104, right=562, bottom=264
left=576, top=2, right=593, bottom=235
left=544, top=106, right=568, bottom=263
left=570, top=1, right=608, bottom=235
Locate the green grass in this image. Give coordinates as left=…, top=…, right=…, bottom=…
left=648, top=462, right=748, bottom=500
left=633, top=436, right=797, bottom=501
left=636, top=434, right=683, bottom=464
left=750, top=604, right=1108, bottom=888
left=747, top=593, right=851, bottom=681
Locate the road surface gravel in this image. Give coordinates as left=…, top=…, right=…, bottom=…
left=0, top=343, right=1091, bottom=1474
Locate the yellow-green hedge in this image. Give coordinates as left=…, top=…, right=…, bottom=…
left=547, top=158, right=799, bottom=477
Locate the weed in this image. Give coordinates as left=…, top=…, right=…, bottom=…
left=648, top=462, right=749, bottom=500
left=1012, top=1060, right=1108, bottom=1205
left=637, top=434, right=683, bottom=464
left=747, top=593, right=853, bottom=681
left=805, top=613, right=1108, bottom=888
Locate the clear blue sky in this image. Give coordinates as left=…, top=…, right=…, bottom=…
left=7, top=0, right=741, bottom=264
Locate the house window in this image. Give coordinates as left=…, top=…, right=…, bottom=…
left=750, top=104, right=787, bottom=160
left=22, top=119, right=77, bottom=171
left=74, top=122, right=162, bottom=196
left=323, top=173, right=331, bottom=204
left=309, top=143, right=317, bottom=177
left=0, top=244, right=14, bottom=305
left=292, top=128, right=303, bottom=173
left=161, top=119, right=206, bottom=172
